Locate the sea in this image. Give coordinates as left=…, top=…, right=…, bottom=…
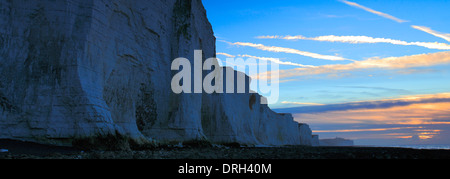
left=382, top=144, right=450, bottom=150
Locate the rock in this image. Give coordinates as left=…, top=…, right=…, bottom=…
left=311, top=135, right=320, bottom=146
left=0, top=0, right=315, bottom=147
left=201, top=68, right=305, bottom=146
left=298, top=123, right=313, bottom=146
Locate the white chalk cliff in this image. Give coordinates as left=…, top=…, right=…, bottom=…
left=0, top=0, right=315, bottom=147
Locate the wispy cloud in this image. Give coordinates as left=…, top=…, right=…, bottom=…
left=275, top=92, right=450, bottom=114
left=227, top=41, right=351, bottom=61
left=314, top=127, right=420, bottom=133
left=339, top=1, right=450, bottom=45
left=281, top=101, right=325, bottom=106
left=336, top=86, right=412, bottom=95
left=239, top=54, right=316, bottom=68
left=339, top=0, right=408, bottom=23
left=411, top=25, right=450, bottom=42
left=257, top=35, right=450, bottom=50
left=255, top=51, right=450, bottom=80
left=217, top=52, right=236, bottom=58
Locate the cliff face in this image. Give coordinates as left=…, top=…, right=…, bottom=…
left=0, top=0, right=313, bottom=147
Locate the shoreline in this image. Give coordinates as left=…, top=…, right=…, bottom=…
left=2, top=139, right=450, bottom=159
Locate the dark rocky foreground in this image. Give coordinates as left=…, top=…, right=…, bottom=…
left=1, top=139, right=450, bottom=159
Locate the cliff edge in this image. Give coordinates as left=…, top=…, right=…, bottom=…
left=0, top=0, right=314, bottom=148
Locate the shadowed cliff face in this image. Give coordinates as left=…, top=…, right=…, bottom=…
left=0, top=0, right=314, bottom=148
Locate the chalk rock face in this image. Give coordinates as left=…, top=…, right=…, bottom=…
left=311, top=135, right=320, bottom=146
left=0, top=0, right=313, bottom=147
left=298, top=124, right=313, bottom=146
left=200, top=67, right=304, bottom=146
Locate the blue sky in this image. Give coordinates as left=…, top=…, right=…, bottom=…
left=202, top=0, right=450, bottom=145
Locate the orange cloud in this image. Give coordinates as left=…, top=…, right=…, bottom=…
left=295, top=102, right=450, bottom=125
left=292, top=98, right=450, bottom=141
left=313, top=127, right=420, bottom=133
left=255, top=51, right=450, bottom=80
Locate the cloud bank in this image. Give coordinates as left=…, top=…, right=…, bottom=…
left=280, top=93, right=450, bottom=143
left=275, top=93, right=450, bottom=114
